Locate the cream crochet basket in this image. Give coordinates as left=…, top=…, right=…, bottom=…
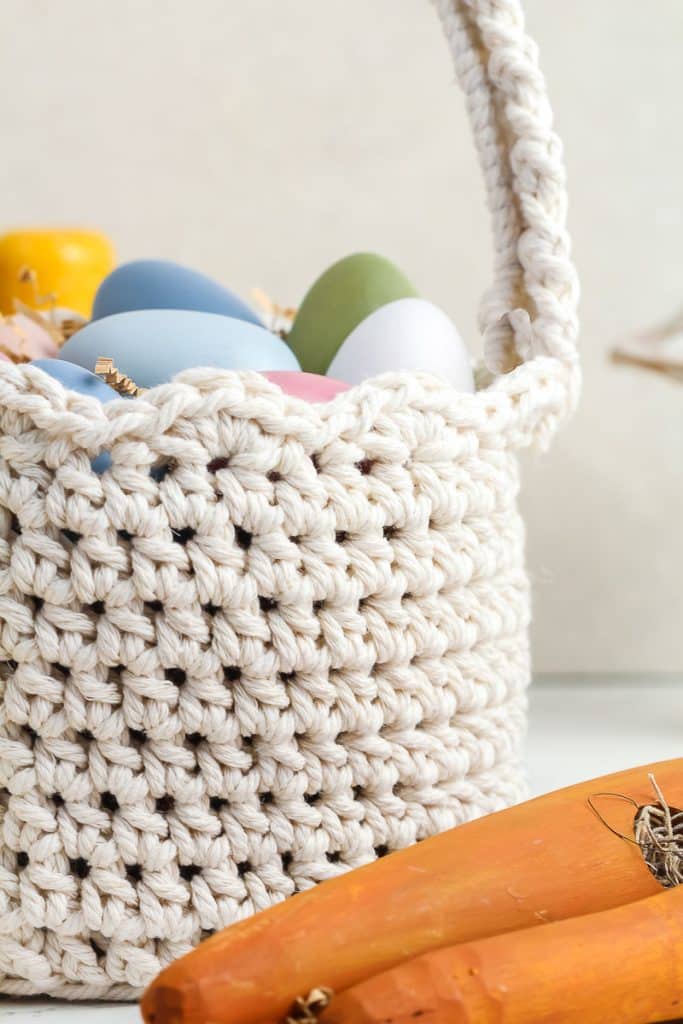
left=0, top=0, right=579, bottom=1001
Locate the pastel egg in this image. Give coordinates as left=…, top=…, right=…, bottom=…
left=31, top=358, right=120, bottom=403
left=31, top=359, right=120, bottom=473
left=92, top=260, right=261, bottom=326
left=60, top=309, right=300, bottom=388
left=0, top=313, right=59, bottom=362
left=326, top=298, right=474, bottom=390
left=287, top=253, right=418, bottom=375
left=263, top=371, right=349, bottom=402
left=0, top=229, right=115, bottom=316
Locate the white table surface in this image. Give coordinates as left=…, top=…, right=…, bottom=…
left=3, top=676, right=682, bottom=1023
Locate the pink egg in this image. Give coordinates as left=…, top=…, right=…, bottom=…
left=0, top=352, right=10, bottom=362
left=0, top=313, right=59, bottom=362
left=263, top=371, right=349, bottom=402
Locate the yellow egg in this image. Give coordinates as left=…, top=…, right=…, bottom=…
left=0, top=229, right=115, bottom=316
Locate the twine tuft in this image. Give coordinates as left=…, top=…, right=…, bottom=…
left=634, top=775, right=683, bottom=888
left=285, top=987, right=333, bottom=1024
left=589, top=773, right=683, bottom=889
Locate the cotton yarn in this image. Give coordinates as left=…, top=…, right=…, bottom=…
left=0, top=0, right=579, bottom=1000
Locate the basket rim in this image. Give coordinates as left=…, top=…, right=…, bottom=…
left=0, top=358, right=578, bottom=455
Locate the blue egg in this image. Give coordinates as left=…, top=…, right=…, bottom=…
left=92, top=259, right=262, bottom=325
left=31, top=359, right=119, bottom=474
left=32, top=358, right=120, bottom=403
left=90, top=452, right=112, bottom=474
left=60, top=309, right=300, bottom=388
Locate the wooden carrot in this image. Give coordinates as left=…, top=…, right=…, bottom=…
left=141, top=759, right=681, bottom=1024
left=320, top=884, right=683, bottom=1024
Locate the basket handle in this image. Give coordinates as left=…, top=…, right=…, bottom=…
left=436, top=0, right=579, bottom=389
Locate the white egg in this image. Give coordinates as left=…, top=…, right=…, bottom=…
left=326, top=297, right=474, bottom=390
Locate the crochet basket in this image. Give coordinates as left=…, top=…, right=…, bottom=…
left=0, top=0, right=579, bottom=1002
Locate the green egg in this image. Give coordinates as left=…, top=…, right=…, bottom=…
left=287, top=253, right=418, bottom=375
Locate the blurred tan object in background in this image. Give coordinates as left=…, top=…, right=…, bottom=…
left=613, top=308, right=683, bottom=382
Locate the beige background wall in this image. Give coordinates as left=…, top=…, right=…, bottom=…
left=1, top=1, right=681, bottom=672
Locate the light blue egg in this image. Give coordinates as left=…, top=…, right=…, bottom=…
left=60, top=309, right=300, bottom=388
left=92, top=259, right=262, bottom=325
left=31, top=359, right=119, bottom=474
left=32, top=358, right=120, bottom=403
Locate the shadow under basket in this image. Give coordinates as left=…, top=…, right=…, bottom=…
left=0, top=0, right=579, bottom=1002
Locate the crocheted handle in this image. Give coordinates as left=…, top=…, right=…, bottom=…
left=436, top=0, right=579, bottom=421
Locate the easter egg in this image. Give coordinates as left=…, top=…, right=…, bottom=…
left=60, top=309, right=300, bottom=388
left=31, top=358, right=120, bottom=403
left=326, top=298, right=474, bottom=390
left=263, top=371, right=349, bottom=402
left=0, top=229, right=115, bottom=316
left=92, top=260, right=261, bottom=326
left=287, top=253, right=418, bottom=375
left=0, top=313, right=59, bottom=362
left=32, top=359, right=120, bottom=473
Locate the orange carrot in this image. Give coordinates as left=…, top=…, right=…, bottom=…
left=141, top=759, right=680, bottom=1024
left=320, top=884, right=683, bottom=1024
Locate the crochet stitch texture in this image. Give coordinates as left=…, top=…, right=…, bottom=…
left=1, top=369, right=535, bottom=997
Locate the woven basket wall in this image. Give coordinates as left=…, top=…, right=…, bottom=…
left=0, top=0, right=579, bottom=1001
